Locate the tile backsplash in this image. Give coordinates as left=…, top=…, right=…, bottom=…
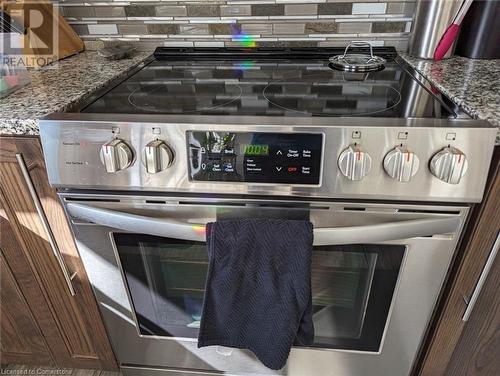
left=59, top=0, right=416, bottom=51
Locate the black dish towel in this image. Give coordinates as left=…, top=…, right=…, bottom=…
left=198, top=219, right=314, bottom=370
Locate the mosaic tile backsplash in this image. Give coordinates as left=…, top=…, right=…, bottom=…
left=59, top=0, right=416, bottom=51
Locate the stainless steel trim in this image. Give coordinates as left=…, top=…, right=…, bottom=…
left=462, top=232, right=500, bottom=321
left=109, top=232, right=145, bottom=340
left=39, top=114, right=497, bottom=203
left=15, top=153, right=76, bottom=296
left=121, top=365, right=228, bottom=376
left=66, top=202, right=460, bottom=245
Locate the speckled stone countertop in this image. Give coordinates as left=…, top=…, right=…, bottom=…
left=0, top=51, right=151, bottom=136
left=401, top=54, right=500, bottom=127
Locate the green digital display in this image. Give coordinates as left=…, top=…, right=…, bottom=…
left=243, top=144, right=269, bottom=156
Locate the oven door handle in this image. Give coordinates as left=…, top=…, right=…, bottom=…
left=66, top=203, right=460, bottom=245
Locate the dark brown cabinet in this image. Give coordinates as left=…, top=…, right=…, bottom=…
left=0, top=252, right=53, bottom=366
left=446, top=245, right=500, bottom=376
left=0, top=136, right=117, bottom=369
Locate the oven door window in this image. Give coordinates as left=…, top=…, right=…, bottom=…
left=113, top=233, right=404, bottom=352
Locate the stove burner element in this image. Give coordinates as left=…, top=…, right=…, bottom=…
left=263, top=72, right=402, bottom=117
left=128, top=83, right=243, bottom=114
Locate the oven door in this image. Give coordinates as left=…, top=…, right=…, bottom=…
left=63, top=194, right=467, bottom=376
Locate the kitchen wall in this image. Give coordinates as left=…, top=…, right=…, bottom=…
left=59, top=0, right=416, bottom=51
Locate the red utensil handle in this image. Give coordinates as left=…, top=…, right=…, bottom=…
left=434, top=23, right=460, bottom=61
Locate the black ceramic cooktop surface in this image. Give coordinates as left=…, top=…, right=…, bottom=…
left=82, top=48, right=455, bottom=119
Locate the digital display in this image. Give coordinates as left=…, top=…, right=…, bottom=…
left=244, top=144, right=269, bottom=156
left=187, top=131, right=322, bottom=185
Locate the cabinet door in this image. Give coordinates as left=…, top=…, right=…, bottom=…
left=0, top=136, right=117, bottom=370
left=0, top=251, right=53, bottom=366
left=445, top=242, right=499, bottom=375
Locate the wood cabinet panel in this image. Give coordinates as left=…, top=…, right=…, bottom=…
left=0, top=136, right=116, bottom=369
left=445, top=249, right=500, bottom=376
left=0, top=188, right=68, bottom=365
left=0, top=252, right=53, bottom=366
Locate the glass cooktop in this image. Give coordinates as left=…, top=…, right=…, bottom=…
left=82, top=49, right=456, bottom=119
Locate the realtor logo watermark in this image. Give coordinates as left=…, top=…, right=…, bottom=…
left=1, top=1, right=59, bottom=67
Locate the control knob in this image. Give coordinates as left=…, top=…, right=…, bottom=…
left=430, top=146, right=468, bottom=184
left=383, top=146, right=420, bottom=182
left=143, top=140, right=174, bottom=173
left=100, top=139, right=133, bottom=173
left=338, top=145, right=372, bottom=181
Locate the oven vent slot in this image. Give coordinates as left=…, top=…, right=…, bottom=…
left=256, top=204, right=329, bottom=210
left=178, top=201, right=246, bottom=207
left=397, top=209, right=460, bottom=215
left=145, top=200, right=167, bottom=204
left=343, top=207, right=366, bottom=211
left=65, top=198, right=120, bottom=203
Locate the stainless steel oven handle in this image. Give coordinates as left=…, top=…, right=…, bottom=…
left=67, top=202, right=460, bottom=245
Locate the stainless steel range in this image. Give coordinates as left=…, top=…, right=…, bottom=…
left=39, top=47, right=496, bottom=376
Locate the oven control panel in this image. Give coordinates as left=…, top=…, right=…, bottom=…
left=187, top=131, right=323, bottom=184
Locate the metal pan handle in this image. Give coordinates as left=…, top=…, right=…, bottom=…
left=67, top=203, right=460, bottom=246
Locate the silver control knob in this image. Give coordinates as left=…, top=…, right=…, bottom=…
left=383, top=146, right=420, bottom=182
left=143, top=140, right=174, bottom=174
left=100, top=139, right=133, bottom=173
left=338, top=145, right=372, bottom=181
left=430, top=146, right=468, bottom=184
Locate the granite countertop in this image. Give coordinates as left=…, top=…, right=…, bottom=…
left=0, top=51, right=151, bottom=136
left=0, top=51, right=498, bottom=136
left=401, top=54, right=500, bottom=127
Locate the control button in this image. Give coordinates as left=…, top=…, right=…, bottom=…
left=287, top=149, right=299, bottom=158
left=245, top=159, right=258, bottom=167
left=446, top=133, right=457, bottom=141
left=276, top=150, right=283, bottom=156
left=301, top=166, right=311, bottom=174
left=245, top=158, right=263, bottom=172
left=143, top=140, right=174, bottom=174
left=210, top=143, right=222, bottom=154
left=397, top=132, right=408, bottom=140
left=223, top=162, right=234, bottom=173
left=430, top=146, right=468, bottom=184
left=302, top=149, right=312, bottom=158
left=383, top=146, right=419, bottom=182
left=287, top=167, right=298, bottom=173
left=276, top=166, right=283, bottom=172
left=223, top=147, right=234, bottom=155
left=100, top=139, right=133, bottom=173
left=352, top=131, right=361, bottom=139
left=152, top=127, right=161, bottom=135
left=201, top=163, right=207, bottom=170
left=212, top=162, right=222, bottom=172
left=246, top=166, right=262, bottom=172
left=338, top=144, right=372, bottom=181
left=201, top=147, right=206, bottom=154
